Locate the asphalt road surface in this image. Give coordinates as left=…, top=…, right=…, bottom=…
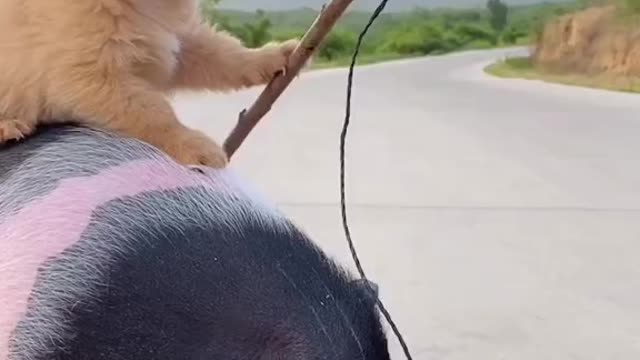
left=172, top=48, right=640, bottom=360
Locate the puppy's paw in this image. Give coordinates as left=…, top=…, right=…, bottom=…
left=247, top=39, right=300, bottom=85
left=0, top=118, right=35, bottom=144
left=162, top=128, right=228, bottom=168
left=274, top=38, right=299, bottom=59
left=280, top=39, right=314, bottom=74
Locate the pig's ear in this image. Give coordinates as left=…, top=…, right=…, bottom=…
left=351, top=278, right=380, bottom=301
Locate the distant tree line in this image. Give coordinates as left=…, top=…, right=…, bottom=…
left=200, top=0, right=580, bottom=65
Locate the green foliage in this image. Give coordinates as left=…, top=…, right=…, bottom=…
left=454, top=23, right=497, bottom=45
left=622, top=0, right=640, bottom=14
left=318, top=30, right=357, bottom=61
left=502, top=24, right=529, bottom=44
left=381, top=24, right=442, bottom=55
left=487, top=0, right=509, bottom=34
left=201, top=1, right=276, bottom=48
left=379, top=20, right=500, bottom=55
left=215, top=10, right=273, bottom=47
left=201, top=1, right=576, bottom=67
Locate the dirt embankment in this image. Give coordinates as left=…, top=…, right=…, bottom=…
left=533, top=5, right=640, bottom=76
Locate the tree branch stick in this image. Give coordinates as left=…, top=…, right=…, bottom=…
left=223, top=0, right=356, bottom=158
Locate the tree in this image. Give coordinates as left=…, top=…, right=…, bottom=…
left=235, top=10, right=273, bottom=48
left=487, top=0, right=509, bottom=36
left=203, top=6, right=273, bottom=48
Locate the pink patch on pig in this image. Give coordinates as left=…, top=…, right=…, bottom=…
left=0, top=160, right=226, bottom=358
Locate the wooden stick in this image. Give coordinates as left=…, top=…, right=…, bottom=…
left=223, top=0, right=355, bottom=158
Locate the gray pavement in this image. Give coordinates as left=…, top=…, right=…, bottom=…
left=172, top=48, right=640, bottom=360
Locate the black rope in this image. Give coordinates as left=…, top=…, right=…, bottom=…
left=339, top=1, right=413, bottom=360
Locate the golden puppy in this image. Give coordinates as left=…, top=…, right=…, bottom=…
left=0, top=0, right=298, bottom=167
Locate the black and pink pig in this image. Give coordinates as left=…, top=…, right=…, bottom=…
left=0, top=126, right=390, bottom=360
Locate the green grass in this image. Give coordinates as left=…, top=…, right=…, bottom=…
left=311, top=38, right=534, bottom=70
left=486, top=56, right=640, bottom=93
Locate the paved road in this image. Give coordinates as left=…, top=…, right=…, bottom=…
left=172, top=48, right=640, bottom=360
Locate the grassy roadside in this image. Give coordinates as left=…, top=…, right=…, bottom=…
left=311, top=39, right=532, bottom=70
left=485, top=57, right=640, bottom=93
left=311, top=52, right=417, bottom=69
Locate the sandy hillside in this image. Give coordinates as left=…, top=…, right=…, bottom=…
left=533, top=4, right=640, bottom=76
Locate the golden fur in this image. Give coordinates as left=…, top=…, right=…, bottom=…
left=0, top=0, right=298, bottom=167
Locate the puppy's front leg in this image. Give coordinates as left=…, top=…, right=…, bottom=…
left=63, top=80, right=228, bottom=167
left=171, top=25, right=298, bottom=92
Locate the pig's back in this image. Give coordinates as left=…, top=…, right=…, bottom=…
left=0, top=126, right=295, bottom=358
left=0, top=126, right=387, bottom=360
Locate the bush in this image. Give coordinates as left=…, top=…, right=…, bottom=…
left=453, top=23, right=498, bottom=45
left=318, top=30, right=358, bottom=61
left=503, top=24, right=529, bottom=44
left=380, top=24, right=449, bottom=55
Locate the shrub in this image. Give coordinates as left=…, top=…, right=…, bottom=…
left=453, top=23, right=498, bottom=45
left=318, top=30, right=358, bottom=61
